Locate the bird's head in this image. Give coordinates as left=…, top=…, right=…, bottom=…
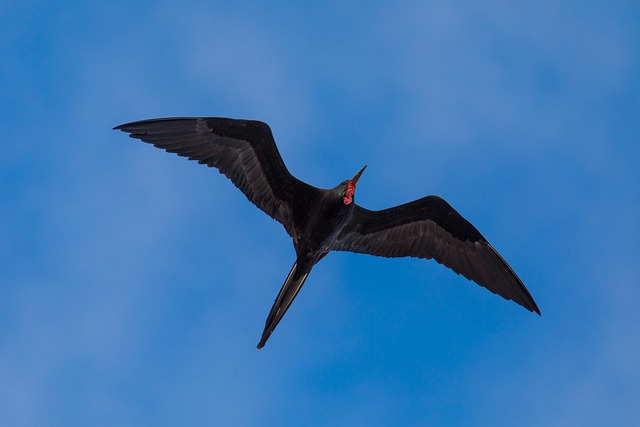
left=338, top=165, right=367, bottom=205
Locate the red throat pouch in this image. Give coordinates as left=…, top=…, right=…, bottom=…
left=344, top=181, right=356, bottom=205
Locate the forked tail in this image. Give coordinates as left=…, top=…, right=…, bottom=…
left=257, top=261, right=311, bottom=349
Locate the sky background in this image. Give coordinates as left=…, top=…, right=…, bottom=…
left=2, top=1, right=639, bottom=425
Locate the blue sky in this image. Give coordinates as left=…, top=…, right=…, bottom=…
left=2, top=0, right=639, bottom=425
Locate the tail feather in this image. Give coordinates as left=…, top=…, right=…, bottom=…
left=257, top=261, right=311, bottom=349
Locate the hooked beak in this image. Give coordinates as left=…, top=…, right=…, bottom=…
left=351, top=165, right=367, bottom=185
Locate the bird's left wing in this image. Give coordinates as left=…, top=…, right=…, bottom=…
left=333, top=195, right=540, bottom=314
left=114, top=117, right=319, bottom=237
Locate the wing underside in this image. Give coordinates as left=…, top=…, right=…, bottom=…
left=114, top=117, right=319, bottom=236
left=334, top=196, right=540, bottom=314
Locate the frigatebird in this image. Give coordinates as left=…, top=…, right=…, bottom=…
left=114, top=117, right=540, bottom=349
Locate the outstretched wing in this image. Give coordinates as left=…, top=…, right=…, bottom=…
left=333, top=195, right=540, bottom=314
left=114, top=117, right=318, bottom=237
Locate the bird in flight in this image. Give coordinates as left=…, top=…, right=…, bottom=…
left=114, top=117, right=540, bottom=349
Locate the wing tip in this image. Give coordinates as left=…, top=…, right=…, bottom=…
left=481, top=242, right=541, bottom=316
left=113, top=117, right=192, bottom=132
left=531, top=303, right=542, bottom=316
left=509, top=289, right=541, bottom=316
left=518, top=289, right=541, bottom=316
left=512, top=295, right=540, bottom=314
left=113, top=121, right=139, bottom=132
left=515, top=294, right=541, bottom=316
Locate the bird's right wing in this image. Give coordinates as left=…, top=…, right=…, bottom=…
left=333, top=196, right=540, bottom=314
left=114, top=117, right=319, bottom=237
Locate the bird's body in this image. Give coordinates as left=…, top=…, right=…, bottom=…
left=258, top=177, right=362, bottom=348
left=115, top=117, right=540, bottom=349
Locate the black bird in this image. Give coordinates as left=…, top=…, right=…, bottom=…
left=114, top=117, right=540, bottom=349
